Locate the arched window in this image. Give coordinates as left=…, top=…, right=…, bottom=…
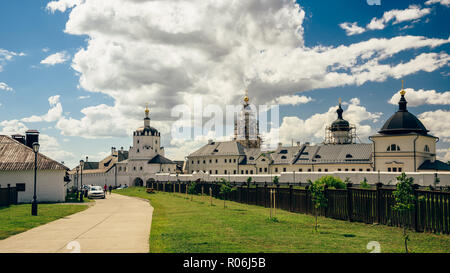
left=315, top=155, right=321, bottom=159
left=424, top=145, right=430, bottom=152
left=387, top=144, right=400, bottom=151
left=346, top=154, right=353, bottom=158
left=281, top=155, right=287, bottom=159
left=249, top=157, right=254, bottom=160
left=261, top=158, right=266, bottom=162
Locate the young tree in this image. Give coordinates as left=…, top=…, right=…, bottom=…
left=187, top=182, right=197, bottom=201
left=247, top=177, right=253, bottom=186
left=219, top=178, right=235, bottom=208
left=360, top=177, right=370, bottom=189
left=273, top=176, right=279, bottom=185
left=308, top=179, right=328, bottom=231
left=392, top=173, right=416, bottom=253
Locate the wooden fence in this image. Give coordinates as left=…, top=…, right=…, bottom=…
left=150, top=181, right=450, bottom=235
left=0, top=184, right=18, bottom=207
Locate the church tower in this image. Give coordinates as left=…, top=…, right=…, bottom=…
left=370, top=81, right=438, bottom=172
left=233, top=89, right=261, bottom=148
left=324, top=98, right=356, bottom=144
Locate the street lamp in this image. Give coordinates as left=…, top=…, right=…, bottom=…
left=79, top=159, right=84, bottom=202
left=31, top=142, right=39, bottom=216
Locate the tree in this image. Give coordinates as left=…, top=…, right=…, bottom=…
left=247, top=177, right=253, bottom=186
left=187, top=182, right=197, bottom=201
left=317, top=175, right=346, bottom=189
left=308, top=179, right=328, bottom=231
left=219, top=178, right=235, bottom=208
left=360, top=177, right=370, bottom=189
left=273, top=176, right=279, bottom=185
left=392, top=173, right=416, bottom=253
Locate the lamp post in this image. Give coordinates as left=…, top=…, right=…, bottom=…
left=31, top=142, right=39, bottom=216
left=79, top=160, right=84, bottom=202
left=75, top=166, right=79, bottom=198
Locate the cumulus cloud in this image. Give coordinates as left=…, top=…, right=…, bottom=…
left=22, top=95, right=63, bottom=123
left=418, top=110, right=450, bottom=142
left=45, top=0, right=450, bottom=160
left=40, top=51, right=70, bottom=65
left=389, top=88, right=450, bottom=106
left=0, top=48, right=25, bottom=71
left=77, top=95, right=90, bottom=100
left=0, top=82, right=13, bottom=92
left=262, top=98, right=382, bottom=148
left=46, top=0, right=83, bottom=13
left=367, top=5, right=431, bottom=31
left=339, top=22, right=366, bottom=36
left=425, top=0, right=450, bottom=7
left=437, top=148, right=450, bottom=162
left=269, top=95, right=313, bottom=106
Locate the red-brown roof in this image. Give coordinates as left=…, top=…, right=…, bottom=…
left=0, top=135, right=68, bottom=171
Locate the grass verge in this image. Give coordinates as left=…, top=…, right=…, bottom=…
left=115, top=187, right=450, bottom=253
left=0, top=203, right=89, bottom=240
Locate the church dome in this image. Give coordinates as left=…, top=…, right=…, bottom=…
left=379, top=89, right=428, bottom=135
left=330, top=101, right=350, bottom=132
left=136, top=126, right=159, bottom=135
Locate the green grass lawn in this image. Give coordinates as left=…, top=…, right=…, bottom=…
left=0, top=203, right=89, bottom=240
left=115, top=187, right=450, bottom=253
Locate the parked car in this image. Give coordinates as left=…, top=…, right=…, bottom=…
left=87, top=186, right=106, bottom=199
left=116, top=185, right=128, bottom=190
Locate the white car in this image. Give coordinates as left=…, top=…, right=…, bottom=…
left=87, top=186, right=106, bottom=199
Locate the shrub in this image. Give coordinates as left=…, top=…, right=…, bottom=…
left=316, top=175, right=346, bottom=189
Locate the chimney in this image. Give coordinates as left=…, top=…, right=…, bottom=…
left=111, top=147, right=115, bottom=155
left=121, top=147, right=124, bottom=152
left=86, top=156, right=89, bottom=162
left=278, top=142, right=282, bottom=149
left=297, top=141, right=301, bottom=146
left=208, top=139, right=213, bottom=145
left=25, top=130, right=39, bottom=149
left=11, top=134, right=26, bottom=145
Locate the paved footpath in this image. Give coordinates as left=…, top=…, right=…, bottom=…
left=0, top=193, right=153, bottom=253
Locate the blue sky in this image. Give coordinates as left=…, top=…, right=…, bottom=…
left=0, top=0, right=449, bottom=168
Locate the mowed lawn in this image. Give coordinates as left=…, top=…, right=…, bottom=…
left=115, top=187, right=450, bottom=253
left=0, top=204, right=89, bottom=240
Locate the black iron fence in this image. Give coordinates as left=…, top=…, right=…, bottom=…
left=0, top=184, right=18, bottom=207
left=149, top=181, right=450, bottom=234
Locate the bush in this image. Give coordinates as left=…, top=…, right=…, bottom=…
left=316, top=175, right=346, bottom=189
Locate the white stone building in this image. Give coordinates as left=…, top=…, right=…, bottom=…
left=69, top=105, right=178, bottom=187
left=0, top=134, right=68, bottom=203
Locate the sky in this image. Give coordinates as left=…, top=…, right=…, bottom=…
left=0, top=0, right=449, bottom=169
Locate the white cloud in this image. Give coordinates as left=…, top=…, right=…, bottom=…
left=22, top=95, right=63, bottom=123
left=42, top=47, right=50, bottom=53
left=40, top=51, right=70, bottom=65
left=77, top=95, right=90, bottom=100
left=45, top=0, right=450, bottom=143
left=269, top=95, right=313, bottom=106
left=367, top=5, right=431, bottom=31
left=418, top=110, right=450, bottom=142
left=0, top=48, right=25, bottom=71
left=437, top=148, right=450, bottom=162
left=425, top=0, right=450, bottom=7
left=339, top=22, right=366, bottom=36
left=0, top=82, right=13, bottom=92
left=389, top=88, right=450, bottom=106
left=46, top=0, right=83, bottom=13
left=263, top=98, right=382, bottom=148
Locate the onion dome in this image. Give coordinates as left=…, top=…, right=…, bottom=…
left=330, top=98, right=350, bottom=132
left=136, top=103, right=159, bottom=136
left=379, top=81, right=428, bottom=135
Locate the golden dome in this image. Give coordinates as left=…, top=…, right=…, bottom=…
left=244, top=96, right=249, bottom=102
left=145, top=103, right=149, bottom=114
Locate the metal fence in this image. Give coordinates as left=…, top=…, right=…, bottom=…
left=0, top=184, right=18, bottom=207
left=150, top=181, right=450, bottom=234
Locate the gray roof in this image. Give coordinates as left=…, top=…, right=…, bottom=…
left=188, top=141, right=246, bottom=157
left=0, top=135, right=68, bottom=171
left=148, top=154, right=175, bottom=164
left=292, top=143, right=373, bottom=164
left=418, top=160, right=450, bottom=171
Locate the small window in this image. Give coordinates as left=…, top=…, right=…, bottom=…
left=241, top=170, right=244, bottom=174
left=261, top=158, right=266, bottom=162
left=140, top=166, right=143, bottom=170
left=424, top=145, right=430, bottom=152
left=215, top=159, right=218, bottom=163
left=338, top=168, right=341, bottom=171
left=367, top=168, right=370, bottom=171
left=388, top=144, right=400, bottom=151
left=283, top=168, right=287, bottom=172
left=224, top=159, right=227, bottom=163
left=399, top=167, right=402, bottom=172
left=275, top=168, right=278, bottom=172
left=352, top=169, right=355, bottom=172
left=137, top=140, right=140, bottom=144
left=233, top=159, right=236, bottom=163
left=324, top=169, right=328, bottom=172
left=318, top=169, right=322, bottom=172
left=133, top=167, right=136, bottom=171
left=224, top=170, right=227, bottom=174
left=345, top=169, right=349, bottom=171
left=246, top=170, right=249, bottom=174
left=264, top=168, right=267, bottom=172
left=215, top=170, right=218, bottom=174
left=233, top=170, right=236, bottom=174
left=299, top=169, right=302, bottom=172
left=388, top=168, right=391, bottom=172
left=279, top=150, right=288, bottom=154
left=359, top=169, right=363, bottom=172
left=281, top=156, right=287, bottom=159
left=209, top=160, right=212, bottom=163
left=214, top=149, right=219, bottom=152
left=137, top=149, right=140, bottom=153
left=250, top=170, right=253, bottom=174
left=315, top=155, right=321, bottom=159
left=308, top=169, right=311, bottom=172
left=249, top=157, right=254, bottom=160
left=346, top=154, right=353, bottom=158
left=259, top=168, right=262, bottom=172
left=393, top=167, right=397, bottom=172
